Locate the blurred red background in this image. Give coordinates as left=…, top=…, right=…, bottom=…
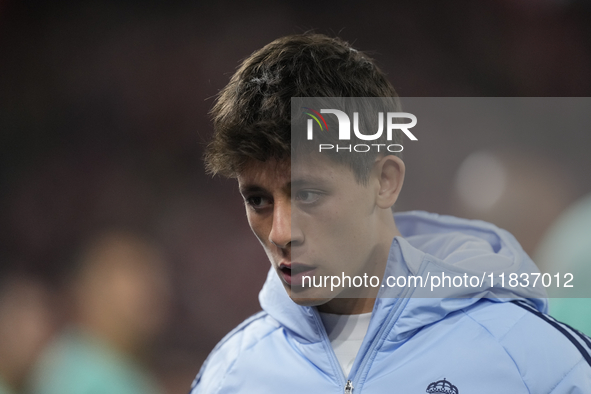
left=1, top=1, right=590, bottom=392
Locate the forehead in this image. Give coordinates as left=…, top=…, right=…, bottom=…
left=237, top=158, right=291, bottom=190
left=237, top=154, right=357, bottom=190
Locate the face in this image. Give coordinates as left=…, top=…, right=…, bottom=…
left=238, top=154, right=393, bottom=310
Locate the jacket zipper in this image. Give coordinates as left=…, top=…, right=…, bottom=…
left=312, top=288, right=410, bottom=394
left=344, top=380, right=353, bottom=393
left=311, top=310, right=349, bottom=392
left=345, top=293, right=411, bottom=393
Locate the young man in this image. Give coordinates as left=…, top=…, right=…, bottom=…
left=191, top=34, right=591, bottom=393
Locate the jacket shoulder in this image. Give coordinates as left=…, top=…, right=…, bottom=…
left=463, top=300, right=591, bottom=393
left=189, top=311, right=280, bottom=394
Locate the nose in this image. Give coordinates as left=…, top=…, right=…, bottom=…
left=269, top=198, right=291, bottom=248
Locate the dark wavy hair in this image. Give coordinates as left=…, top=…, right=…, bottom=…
left=204, top=33, right=401, bottom=182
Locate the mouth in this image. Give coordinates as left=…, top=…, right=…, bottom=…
left=278, top=262, right=316, bottom=286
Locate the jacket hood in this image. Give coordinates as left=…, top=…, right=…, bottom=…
left=259, top=211, right=548, bottom=344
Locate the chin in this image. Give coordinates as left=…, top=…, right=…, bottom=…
left=289, top=295, right=330, bottom=307
left=284, top=285, right=334, bottom=307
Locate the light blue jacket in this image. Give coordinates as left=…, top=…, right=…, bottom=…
left=191, top=211, right=591, bottom=393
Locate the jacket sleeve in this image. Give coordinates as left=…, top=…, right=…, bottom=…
left=509, top=300, right=591, bottom=393
left=548, top=359, right=591, bottom=394
left=189, top=312, right=269, bottom=394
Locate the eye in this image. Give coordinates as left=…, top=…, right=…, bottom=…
left=294, top=190, right=322, bottom=204
left=245, top=195, right=272, bottom=210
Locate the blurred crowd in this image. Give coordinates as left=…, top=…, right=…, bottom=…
left=0, top=230, right=171, bottom=394
left=1, top=0, right=591, bottom=393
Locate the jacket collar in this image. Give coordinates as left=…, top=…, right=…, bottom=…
left=259, top=211, right=548, bottom=344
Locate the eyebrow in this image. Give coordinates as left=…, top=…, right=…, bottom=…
left=239, top=185, right=269, bottom=196
left=239, top=182, right=292, bottom=196
left=290, top=175, right=328, bottom=188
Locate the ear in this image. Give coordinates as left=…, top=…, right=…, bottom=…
left=373, top=155, right=405, bottom=209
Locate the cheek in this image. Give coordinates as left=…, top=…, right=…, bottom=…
left=245, top=210, right=270, bottom=246
left=314, top=203, right=362, bottom=240
left=307, top=202, right=372, bottom=266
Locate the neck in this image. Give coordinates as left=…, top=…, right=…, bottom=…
left=317, top=297, right=376, bottom=314
left=318, top=214, right=401, bottom=315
